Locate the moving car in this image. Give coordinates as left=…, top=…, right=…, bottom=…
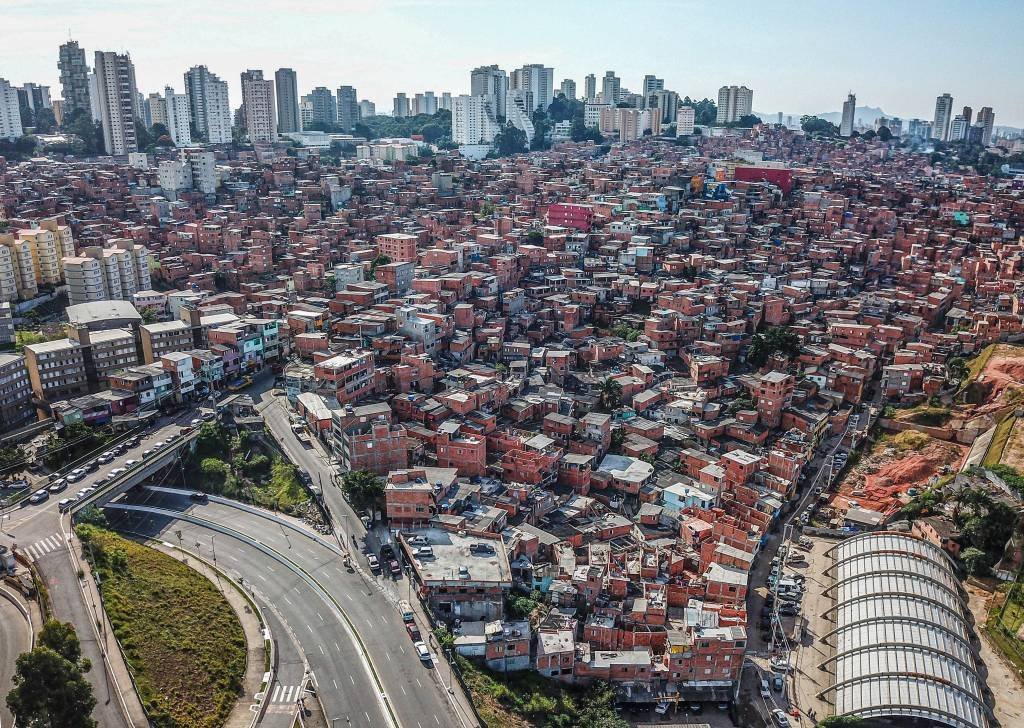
left=57, top=498, right=74, bottom=512
left=28, top=489, right=49, bottom=504
left=772, top=708, right=791, bottom=727
left=772, top=674, right=784, bottom=691
left=97, top=452, right=115, bottom=464
left=389, top=559, right=402, bottom=577
left=47, top=479, right=67, bottom=494
left=770, top=657, right=792, bottom=673
left=66, top=469, right=86, bottom=483
left=189, top=491, right=208, bottom=502
left=759, top=679, right=770, bottom=698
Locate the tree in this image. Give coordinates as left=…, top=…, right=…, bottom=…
left=960, top=547, right=990, bottom=577
left=862, top=129, right=877, bottom=141
left=524, top=230, right=544, bottom=245
left=747, top=326, right=802, bottom=367
left=369, top=254, right=391, bottom=279
left=816, top=717, right=865, bottom=728
left=598, top=377, right=623, bottom=411
left=947, top=357, right=968, bottom=381
left=33, top=108, right=57, bottom=134
left=570, top=119, right=603, bottom=144
left=493, top=123, right=527, bottom=156
left=139, top=306, right=158, bottom=324
left=800, top=115, right=839, bottom=137
left=269, top=459, right=305, bottom=506
left=340, top=470, right=384, bottom=508
left=62, top=108, right=103, bottom=154
left=681, top=96, right=717, bottom=126
left=419, top=123, right=444, bottom=143
left=0, top=445, right=26, bottom=472
left=7, top=644, right=97, bottom=728
left=733, top=114, right=762, bottom=128
left=877, top=125, right=893, bottom=142
left=38, top=620, right=84, bottom=665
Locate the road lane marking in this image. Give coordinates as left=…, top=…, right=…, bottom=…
left=319, top=644, right=325, bottom=655
left=306, top=624, right=313, bottom=633
left=349, top=674, right=355, bottom=685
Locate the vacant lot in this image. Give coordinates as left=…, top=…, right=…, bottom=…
left=962, top=344, right=1024, bottom=414
left=997, top=416, right=1024, bottom=471
left=829, top=431, right=964, bottom=516
left=78, top=526, right=246, bottom=728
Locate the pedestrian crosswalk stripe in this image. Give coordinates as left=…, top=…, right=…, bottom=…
left=270, top=684, right=300, bottom=703
left=24, top=535, right=63, bottom=560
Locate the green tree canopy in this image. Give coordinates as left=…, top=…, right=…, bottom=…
left=38, top=620, right=84, bottom=665
left=801, top=115, right=840, bottom=136
left=494, top=124, right=528, bottom=156
left=341, top=470, right=384, bottom=509
left=747, top=326, right=802, bottom=368
left=7, top=645, right=97, bottom=728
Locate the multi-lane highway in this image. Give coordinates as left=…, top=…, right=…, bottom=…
left=108, top=487, right=465, bottom=728
left=0, top=413, right=198, bottom=728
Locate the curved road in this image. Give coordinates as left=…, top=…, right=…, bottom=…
left=108, top=489, right=464, bottom=728
left=0, top=586, right=31, bottom=728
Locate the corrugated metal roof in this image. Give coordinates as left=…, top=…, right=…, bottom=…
left=826, top=532, right=989, bottom=728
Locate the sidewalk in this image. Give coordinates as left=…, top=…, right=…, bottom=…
left=65, top=521, right=150, bottom=728
left=148, top=541, right=269, bottom=728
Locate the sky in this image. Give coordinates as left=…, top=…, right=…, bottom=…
left=3, top=0, right=1023, bottom=127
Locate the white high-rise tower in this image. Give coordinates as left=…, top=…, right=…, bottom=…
left=840, top=93, right=856, bottom=137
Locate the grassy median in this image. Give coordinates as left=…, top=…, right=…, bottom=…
left=77, top=526, right=246, bottom=728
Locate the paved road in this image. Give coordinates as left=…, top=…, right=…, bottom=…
left=0, top=586, right=31, bottom=728
left=109, top=505, right=393, bottom=728
left=0, top=411, right=201, bottom=728
left=112, top=489, right=464, bottom=728
left=261, top=604, right=308, bottom=728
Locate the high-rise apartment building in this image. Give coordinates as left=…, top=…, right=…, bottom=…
left=0, top=79, right=23, bottom=140
left=511, top=64, right=554, bottom=113
left=393, top=93, right=410, bottom=118
left=471, top=66, right=508, bottom=119
left=650, top=90, right=679, bottom=123
left=274, top=68, right=300, bottom=134
left=439, top=92, right=452, bottom=111
left=337, top=86, right=359, bottom=130
left=584, top=74, right=597, bottom=102
left=421, top=91, right=437, bottom=115
left=976, top=106, right=995, bottom=146
left=18, top=84, right=52, bottom=116
left=601, top=71, right=621, bottom=105
left=308, top=87, right=336, bottom=125
left=932, top=93, right=954, bottom=141
left=63, top=239, right=151, bottom=307
left=676, top=105, right=695, bottom=136
left=184, top=65, right=232, bottom=144
left=156, top=86, right=191, bottom=146
left=505, top=90, right=536, bottom=139
left=241, top=70, right=276, bottom=142
left=0, top=353, right=33, bottom=431
left=840, top=93, right=856, bottom=137
left=559, top=79, right=576, bottom=101
left=358, top=99, right=376, bottom=118
left=641, top=75, right=664, bottom=101
left=452, top=95, right=500, bottom=146
left=907, top=118, right=932, bottom=139
left=299, top=97, right=314, bottom=129
left=58, top=40, right=91, bottom=117
left=94, top=51, right=139, bottom=155
left=950, top=114, right=968, bottom=141
left=716, top=85, right=753, bottom=124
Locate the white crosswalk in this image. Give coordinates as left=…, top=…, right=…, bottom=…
left=269, top=684, right=301, bottom=704
left=23, top=534, right=65, bottom=561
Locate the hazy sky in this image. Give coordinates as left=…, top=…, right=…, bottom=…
left=4, top=0, right=1023, bottom=127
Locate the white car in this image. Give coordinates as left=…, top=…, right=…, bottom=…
left=772, top=709, right=791, bottom=727
left=66, top=469, right=86, bottom=483
left=759, top=679, right=770, bottom=698
left=97, top=452, right=115, bottom=464
left=124, top=459, right=139, bottom=468
left=414, top=641, right=431, bottom=662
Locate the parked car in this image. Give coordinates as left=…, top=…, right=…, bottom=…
left=406, top=622, right=421, bottom=640
left=366, top=554, right=380, bottom=572
left=414, top=545, right=434, bottom=558
left=759, top=679, right=771, bottom=698
left=66, top=469, right=86, bottom=483
left=772, top=674, right=784, bottom=691
left=399, top=600, right=414, bottom=622
left=379, top=544, right=396, bottom=561
left=779, top=603, right=800, bottom=617
left=771, top=709, right=791, bottom=727
left=124, top=459, right=139, bottom=468
left=770, top=657, right=792, bottom=673
left=47, top=479, right=67, bottom=494
left=97, top=452, right=115, bottom=465
left=389, top=560, right=402, bottom=577
left=414, top=641, right=431, bottom=662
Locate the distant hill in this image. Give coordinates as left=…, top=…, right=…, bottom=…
left=815, top=106, right=888, bottom=125
left=754, top=106, right=890, bottom=126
